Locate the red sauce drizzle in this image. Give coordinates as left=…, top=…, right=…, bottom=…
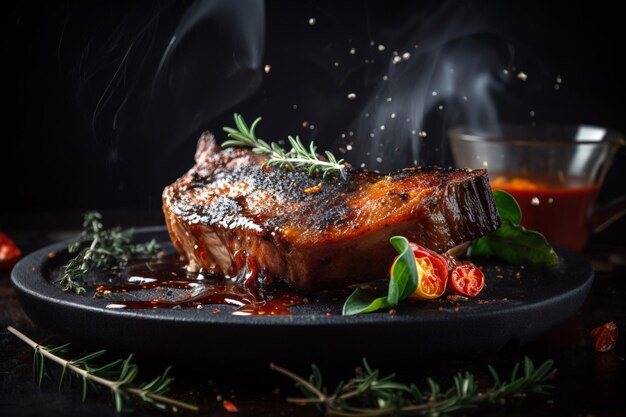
left=95, top=254, right=304, bottom=315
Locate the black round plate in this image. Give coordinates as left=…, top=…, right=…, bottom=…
left=11, top=227, right=593, bottom=367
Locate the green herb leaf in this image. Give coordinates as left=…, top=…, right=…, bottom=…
left=341, top=289, right=392, bottom=316
left=342, top=236, right=419, bottom=315
left=492, top=189, right=522, bottom=224
left=469, top=190, right=559, bottom=267
left=388, top=236, right=419, bottom=302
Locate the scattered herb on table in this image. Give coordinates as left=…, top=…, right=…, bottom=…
left=223, top=113, right=347, bottom=179
left=56, top=211, right=159, bottom=295
left=271, top=356, right=556, bottom=417
left=7, top=326, right=198, bottom=413
left=468, top=190, right=559, bottom=267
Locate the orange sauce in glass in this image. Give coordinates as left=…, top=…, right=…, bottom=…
left=490, top=174, right=600, bottom=252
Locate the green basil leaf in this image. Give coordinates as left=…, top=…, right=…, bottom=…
left=469, top=219, right=560, bottom=267
left=341, top=289, right=391, bottom=316
left=342, top=236, right=420, bottom=315
left=388, top=236, right=419, bottom=303
left=492, top=190, right=522, bottom=225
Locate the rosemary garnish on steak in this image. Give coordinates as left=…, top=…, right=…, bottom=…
left=222, top=113, right=347, bottom=179
left=56, top=212, right=159, bottom=295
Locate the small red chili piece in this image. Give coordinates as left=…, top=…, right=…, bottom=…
left=590, top=321, right=618, bottom=352
left=0, top=232, right=21, bottom=271
left=223, top=399, right=240, bottom=413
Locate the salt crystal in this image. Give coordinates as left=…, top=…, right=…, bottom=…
left=402, top=52, right=410, bottom=60
left=292, top=104, right=298, bottom=109
left=349, top=48, right=356, bottom=54
left=531, top=197, right=540, bottom=206
left=482, top=161, right=488, bottom=167
left=432, top=91, right=438, bottom=96
left=364, top=112, right=369, bottom=118
left=341, top=133, right=346, bottom=138
left=548, top=198, right=554, bottom=204
left=264, top=64, right=271, bottom=73
left=438, top=105, right=444, bottom=110
left=347, top=93, right=356, bottom=100
left=380, top=125, right=385, bottom=130
left=392, top=56, right=402, bottom=64
left=377, top=44, right=386, bottom=51
left=418, top=131, right=427, bottom=137
left=463, top=96, right=468, bottom=101
left=390, top=113, right=396, bottom=118
left=360, top=163, right=366, bottom=168
left=386, top=97, right=392, bottom=102
left=346, top=144, right=353, bottom=151
left=554, top=84, right=560, bottom=90
left=517, top=71, right=528, bottom=81
left=376, top=157, right=383, bottom=163
left=556, top=75, right=562, bottom=83
left=503, top=69, right=509, bottom=75
left=309, top=124, right=315, bottom=130
left=308, top=17, right=316, bottom=25
left=369, top=133, right=375, bottom=138
left=530, top=110, right=535, bottom=117
left=369, top=41, right=374, bottom=46
left=334, top=61, right=339, bottom=67
left=349, top=131, right=354, bottom=136
left=382, top=75, right=388, bottom=80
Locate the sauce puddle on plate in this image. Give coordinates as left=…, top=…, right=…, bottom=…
left=95, top=254, right=305, bottom=316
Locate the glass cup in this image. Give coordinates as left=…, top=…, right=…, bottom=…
left=449, top=124, right=625, bottom=252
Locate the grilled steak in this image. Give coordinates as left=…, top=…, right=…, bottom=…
left=163, top=132, right=501, bottom=291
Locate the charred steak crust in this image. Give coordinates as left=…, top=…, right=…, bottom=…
left=163, top=132, right=501, bottom=291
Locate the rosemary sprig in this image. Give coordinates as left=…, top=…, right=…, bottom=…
left=271, top=356, right=556, bottom=416
left=55, top=212, right=159, bottom=295
left=8, top=326, right=198, bottom=413
left=223, top=113, right=347, bottom=179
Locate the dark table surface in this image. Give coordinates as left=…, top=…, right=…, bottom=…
left=1, top=212, right=625, bottom=417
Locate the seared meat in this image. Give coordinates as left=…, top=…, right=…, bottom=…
left=163, top=132, right=501, bottom=291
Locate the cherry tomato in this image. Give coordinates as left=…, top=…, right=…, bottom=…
left=391, top=243, right=448, bottom=300
left=449, top=264, right=485, bottom=297
left=590, top=321, right=618, bottom=352
left=0, top=232, right=21, bottom=271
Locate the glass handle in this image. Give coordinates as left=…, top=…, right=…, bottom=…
left=591, top=195, right=626, bottom=234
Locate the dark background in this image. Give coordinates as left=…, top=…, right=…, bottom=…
left=2, top=0, right=625, bottom=233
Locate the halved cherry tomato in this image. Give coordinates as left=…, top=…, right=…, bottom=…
left=391, top=243, right=448, bottom=300
left=590, top=321, right=618, bottom=352
left=449, top=264, right=485, bottom=297
left=0, top=232, right=21, bottom=271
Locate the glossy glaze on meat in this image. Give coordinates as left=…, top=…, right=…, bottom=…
left=163, top=132, right=501, bottom=291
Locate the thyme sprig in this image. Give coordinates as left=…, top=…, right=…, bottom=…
left=271, top=356, right=556, bottom=416
left=223, top=113, right=347, bottom=179
left=7, top=326, right=198, bottom=413
left=56, top=212, right=159, bottom=295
